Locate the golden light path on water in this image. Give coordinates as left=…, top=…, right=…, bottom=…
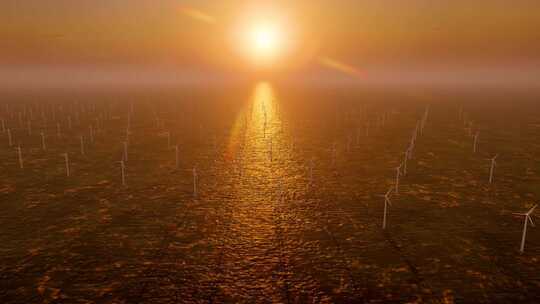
left=226, top=81, right=276, bottom=160
left=217, top=82, right=311, bottom=298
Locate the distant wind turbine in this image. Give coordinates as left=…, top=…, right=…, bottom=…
left=513, top=204, right=537, bottom=253
left=382, top=187, right=394, bottom=229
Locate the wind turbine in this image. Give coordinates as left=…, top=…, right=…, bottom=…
left=17, top=146, right=23, bottom=169
left=473, top=131, right=479, bottom=153
left=513, top=204, right=537, bottom=253
left=123, top=141, right=129, bottom=162
left=89, top=125, right=94, bottom=143
left=119, top=160, right=126, bottom=186
left=382, top=187, right=394, bottom=229
left=331, top=142, right=337, bottom=166
left=395, top=164, right=402, bottom=194
left=268, top=137, right=273, bottom=162
left=80, top=135, right=85, bottom=156
left=309, top=157, right=314, bottom=184
left=192, top=166, right=198, bottom=198
left=63, top=153, right=70, bottom=177
left=7, top=129, right=12, bottom=146
left=40, top=131, right=46, bottom=150
left=174, top=145, right=179, bottom=169
left=402, top=149, right=410, bottom=176
left=489, top=154, right=498, bottom=184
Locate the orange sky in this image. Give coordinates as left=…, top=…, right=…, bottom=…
left=1, top=0, right=540, bottom=79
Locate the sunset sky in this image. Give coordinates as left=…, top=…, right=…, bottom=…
left=1, top=0, right=540, bottom=86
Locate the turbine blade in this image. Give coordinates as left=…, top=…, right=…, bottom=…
left=527, top=204, right=538, bottom=215
left=528, top=215, right=535, bottom=227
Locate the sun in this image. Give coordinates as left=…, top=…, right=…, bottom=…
left=230, top=8, right=294, bottom=68
left=235, top=21, right=286, bottom=66
left=251, top=25, right=280, bottom=58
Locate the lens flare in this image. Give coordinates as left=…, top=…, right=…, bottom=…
left=318, top=56, right=363, bottom=78
left=179, top=6, right=216, bottom=24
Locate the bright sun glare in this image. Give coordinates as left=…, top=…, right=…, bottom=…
left=253, top=26, right=278, bottom=54
left=246, top=23, right=283, bottom=64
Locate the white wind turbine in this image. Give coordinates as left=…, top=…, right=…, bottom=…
left=395, top=164, right=402, bottom=194
left=382, top=187, right=394, bottom=229
left=89, top=125, right=94, bottom=143
left=123, top=141, right=128, bottom=162
left=331, top=142, right=337, bottom=166
left=119, top=160, right=126, bottom=186
left=308, top=157, right=315, bottom=185
left=192, top=166, right=198, bottom=198
left=473, top=131, right=479, bottom=153
left=402, top=149, right=410, bottom=176
left=489, top=154, right=498, bottom=184
left=40, top=131, right=46, bottom=150
left=17, top=146, right=23, bottom=169
left=62, top=153, right=70, bottom=177
left=174, top=145, right=179, bottom=169
left=513, top=204, right=537, bottom=253
left=80, top=135, right=85, bottom=156
left=268, top=137, right=273, bottom=162
left=7, top=129, right=12, bottom=147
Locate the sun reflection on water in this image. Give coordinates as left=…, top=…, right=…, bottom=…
left=227, top=81, right=277, bottom=160
left=217, top=82, right=292, bottom=292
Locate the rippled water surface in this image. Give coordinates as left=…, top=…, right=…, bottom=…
left=1, top=84, right=539, bottom=303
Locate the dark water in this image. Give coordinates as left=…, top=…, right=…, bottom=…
left=0, top=84, right=539, bottom=303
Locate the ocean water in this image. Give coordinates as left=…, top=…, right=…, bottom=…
left=0, top=83, right=539, bottom=303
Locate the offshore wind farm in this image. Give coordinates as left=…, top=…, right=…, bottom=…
left=1, top=1, right=539, bottom=303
